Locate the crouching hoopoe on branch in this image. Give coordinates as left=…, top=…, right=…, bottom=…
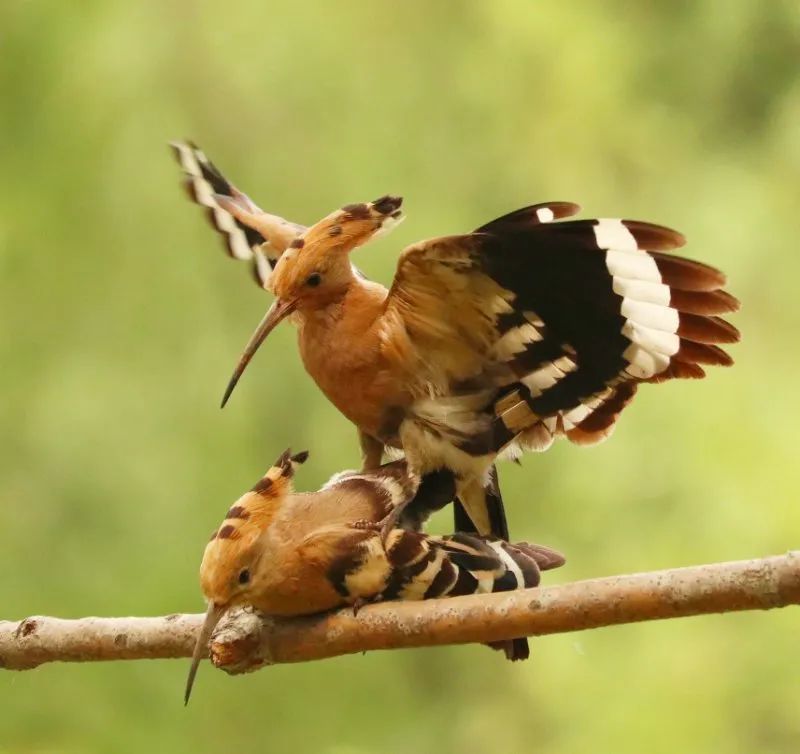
left=184, top=449, right=565, bottom=703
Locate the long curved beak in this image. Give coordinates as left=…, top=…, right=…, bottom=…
left=221, top=298, right=297, bottom=408
left=184, top=603, right=226, bottom=706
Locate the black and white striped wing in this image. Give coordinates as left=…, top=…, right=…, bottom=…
left=380, top=530, right=565, bottom=601
left=485, top=217, right=739, bottom=452
left=171, top=141, right=306, bottom=288
left=384, top=204, right=739, bottom=455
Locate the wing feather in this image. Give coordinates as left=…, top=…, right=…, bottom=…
left=171, top=140, right=305, bottom=288
left=382, top=207, right=739, bottom=455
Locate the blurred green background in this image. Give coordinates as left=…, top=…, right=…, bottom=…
left=2, top=1, right=798, bottom=752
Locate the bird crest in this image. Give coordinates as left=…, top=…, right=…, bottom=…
left=299, top=195, right=403, bottom=254
left=268, top=196, right=404, bottom=299
left=186, top=448, right=308, bottom=705
left=199, top=448, right=309, bottom=604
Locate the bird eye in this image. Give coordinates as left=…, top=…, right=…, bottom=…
left=238, top=569, right=251, bottom=585
left=306, top=272, right=322, bottom=288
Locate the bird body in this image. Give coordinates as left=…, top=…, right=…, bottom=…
left=172, top=141, right=739, bottom=535
left=295, top=279, right=407, bottom=442
left=185, top=449, right=564, bottom=701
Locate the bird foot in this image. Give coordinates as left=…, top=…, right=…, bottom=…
left=353, top=502, right=409, bottom=544
left=376, top=508, right=403, bottom=545
left=350, top=594, right=381, bottom=616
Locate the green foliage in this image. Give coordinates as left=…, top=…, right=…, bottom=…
left=1, top=1, right=798, bottom=752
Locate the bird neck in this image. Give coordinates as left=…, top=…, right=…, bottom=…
left=294, top=275, right=395, bottom=437
left=298, top=274, right=388, bottom=340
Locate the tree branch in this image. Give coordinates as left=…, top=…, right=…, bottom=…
left=2, top=552, right=798, bottom=673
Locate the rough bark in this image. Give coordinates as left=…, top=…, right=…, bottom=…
left=1, top=552, right=797, bottom=673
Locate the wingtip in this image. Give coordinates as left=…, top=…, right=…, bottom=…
left=170, top=139, right=202, bottom=157
left=549, top=201, right=582, bottom=220
left=169, top=139, right=197, bottom=155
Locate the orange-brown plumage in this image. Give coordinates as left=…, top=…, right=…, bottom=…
left=296, top=280, right=410, bottom=440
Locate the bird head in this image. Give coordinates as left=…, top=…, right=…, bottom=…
left=220, top=195, right=403, bottom=406
left=184, top=448, right=308, bottom=704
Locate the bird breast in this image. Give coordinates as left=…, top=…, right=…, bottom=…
left=297, top=286, right=411, bottom=438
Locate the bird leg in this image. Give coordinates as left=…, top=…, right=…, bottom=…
left=376, top=503, right=409, bottom=544
left=358, top=430, right=385, bottom=471
left=373, top=467, right=459, bottom=541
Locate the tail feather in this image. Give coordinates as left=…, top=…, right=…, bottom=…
left=379, top=527, right=565, bottom=663
left=512, top=541, right=567, bottom=571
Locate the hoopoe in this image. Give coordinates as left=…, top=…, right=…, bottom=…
left=184, top=449, right=565, bottom=703
left=172, top=141, right=738, bottom=656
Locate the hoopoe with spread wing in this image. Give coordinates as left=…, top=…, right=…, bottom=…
left=185, top=449, right=565, bottom=703
left=172, top=141, right=739, bottom=531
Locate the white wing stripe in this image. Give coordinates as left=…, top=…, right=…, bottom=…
left=493, top=322, right=542, bottom=359
left=212, top=206, right=253, bottom=261
left=622, top=321, right=680, bottom=356
left=606, top=249, right=662, bottom=282
left=521, top=357, right=576, bottom=395
left=612, top=277, right=671, bottom=305
left=620, top=298, right=679, bottom=333
left=253, top=248, right=273, bottom=287
left=594, top=219, right=639, bottom=251
left=622, top=344, right=670, bottom=378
